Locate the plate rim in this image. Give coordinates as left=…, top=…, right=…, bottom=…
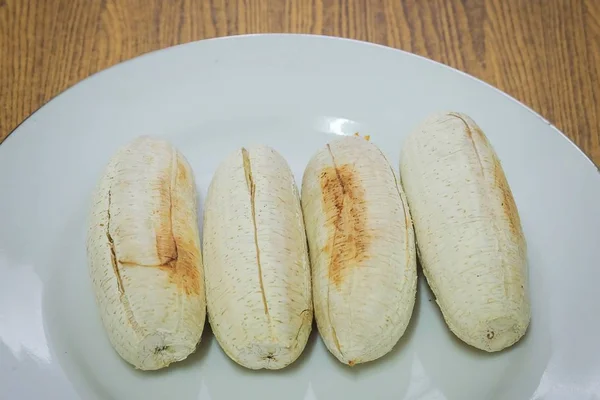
left=2, top=33, right=598, bottom=173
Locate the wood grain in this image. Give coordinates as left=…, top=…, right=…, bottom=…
left=1, top=0, right=599, bottom=164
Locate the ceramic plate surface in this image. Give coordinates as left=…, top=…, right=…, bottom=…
left=1, top=34, right=599, bottom=400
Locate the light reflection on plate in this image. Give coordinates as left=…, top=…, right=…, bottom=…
left=0, top=254, right=50, bottom=364
left=315, top=116, right=365, bottom=137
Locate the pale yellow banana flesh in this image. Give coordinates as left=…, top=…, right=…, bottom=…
left=301, top=136, right=417, bottom=366
left=87, top=137, right=206, bottom=370
left=203, top=145, right=313, bottom=370
left=399, top=112, right=531, bottom=352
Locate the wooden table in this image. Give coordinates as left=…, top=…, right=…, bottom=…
left=2, top=0, right=599, bottom=165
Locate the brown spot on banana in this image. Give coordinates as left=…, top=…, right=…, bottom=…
left=108, top=153, right=201, bottom=297
left=319, top=160, right=371, bottom=288
left=166, top=155, right=203, bottom=297
left=153, top=157, right=178, bottom=265
left=450, top=112, right=523, bottom=240
left=492, top=157, right=523, bottom=239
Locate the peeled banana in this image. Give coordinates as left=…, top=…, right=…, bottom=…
left=203, top=145, right=313, bottom=370
left=301, top=135, right=417, bottom=366
left=87, top=136, right=206, bottom=370
left=399, top=112, right=530, bottom=352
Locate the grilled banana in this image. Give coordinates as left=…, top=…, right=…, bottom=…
left=399, top=112, right=530, bottom=352
left=87, top=136, right=206, bottom=370
left=301, top=136, right=417, bottom=366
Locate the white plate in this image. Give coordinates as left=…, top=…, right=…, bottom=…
left=1, top=34, right=599, bottom=400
